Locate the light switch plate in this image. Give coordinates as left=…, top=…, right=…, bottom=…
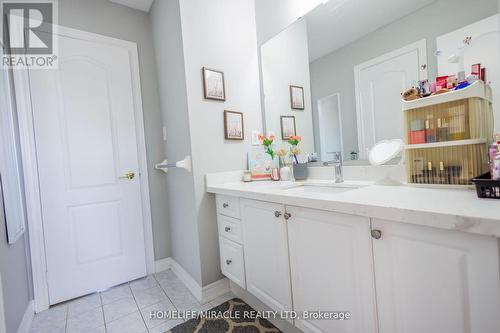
left=163, top=127, right=167, bottom=141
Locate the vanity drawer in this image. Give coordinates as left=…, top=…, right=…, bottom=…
left=220, top=237, right=246, bottom=289
left=216, top=195, right=240, bottom=219
left=217, top=214, right=243, bottom=244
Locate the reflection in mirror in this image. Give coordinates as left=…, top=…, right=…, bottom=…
left=261, top=0, right=500, bottom=165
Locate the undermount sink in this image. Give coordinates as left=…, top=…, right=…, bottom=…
left=281, top=183, right=362, bottom=195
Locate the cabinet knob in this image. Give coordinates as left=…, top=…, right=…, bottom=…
left=274, top=211, right=282, bottom=218
left=284, top=212, right=292, bottom=220
left=222, top=203, right=229, bottom=208
left=226, top=259, right=232, bottom=265
left=224, top=226, right=231, bottom=232
left=371, top=229, right=382, bottom=239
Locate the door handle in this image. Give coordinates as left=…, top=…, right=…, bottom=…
left=119, top=171, right=135, bottom=180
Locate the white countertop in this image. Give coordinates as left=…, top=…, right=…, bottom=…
left=206, top=176, right=500, bottom=238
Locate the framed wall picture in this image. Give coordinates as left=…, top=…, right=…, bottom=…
left=202, top=67, right=226, bottom=101
left=289, top=85, right=304, bottom=110
left=224, top=110, right=244, bottom=140
left=280, top=116, right=296, bottom=140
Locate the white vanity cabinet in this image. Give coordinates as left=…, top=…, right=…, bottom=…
left=372, top=218, right=500, bottom=333
left=214, top=194, right=500, bottom=333
left=240, top=199, right=293, bottom=314
left=286, top=206, right=378, bottom=333
left=216, top=195, right=246, bottom=289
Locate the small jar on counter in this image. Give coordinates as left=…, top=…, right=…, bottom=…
left=242, top=171, right=252, bottom=182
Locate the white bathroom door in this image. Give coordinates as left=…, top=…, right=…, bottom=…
left=29, top=29, right=147, bottom=304
left=354, top=40, right=427, bottom=158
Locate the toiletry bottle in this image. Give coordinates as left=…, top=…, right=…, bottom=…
left=425, top=115, right=436, bottom=143
left=424, top=161, right=434, bottom=184
left=437, top=117, right=449, bottom=142
left=438, top=161, right=448, bottom=184
left=412, top=157, right=424, bottom=183
left=448, top=165, right=462, bottom=185
left=493, top=151, right=500, bottom=181
left=409, top=119, right=425, bottom=144
left=448, top=105, right=466, bottom=140
left=490, top=134, right=500, bottom=177
left=489, top=142, right=498, bottom=176
left=271, top=168, right=280, bottom=181
left=444, top=118, right=451, bottom=141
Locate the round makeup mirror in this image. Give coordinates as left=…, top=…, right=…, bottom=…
left=369, top=139, right=405, bottom=166
left=369, top=139, right=405, bottom=186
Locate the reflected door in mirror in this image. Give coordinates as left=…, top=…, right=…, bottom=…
left=355, top=40, right=427, bottom=158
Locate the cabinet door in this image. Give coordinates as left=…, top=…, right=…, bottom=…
left=287, top=206, right=377, bottom=333
left=372, top=218, right=500, bottom=333
left=241, top=199, right=292, bottom=313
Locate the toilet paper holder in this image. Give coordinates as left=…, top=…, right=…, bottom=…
left=155, top=155, right=192, bottom=173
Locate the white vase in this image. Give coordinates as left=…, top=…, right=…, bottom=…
left=280, top=166, right=292, bottom=181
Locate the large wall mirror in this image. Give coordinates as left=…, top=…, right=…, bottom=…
left=261, top=0, right=500, bottom=165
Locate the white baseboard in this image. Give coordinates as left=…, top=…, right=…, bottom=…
left=155, top=258, right=230, bottom=304
left=168, top=259, right=204, bottom=301
left=200, top=278, right=230, bottom=304
left=155, top=257, right=173, bottom=273
left=17, top=301, right=34, bottom=333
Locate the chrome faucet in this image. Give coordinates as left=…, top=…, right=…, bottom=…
left=323, top=152, right=344, bottom=183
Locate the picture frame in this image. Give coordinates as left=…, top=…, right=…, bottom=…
left=289, top=85, right=305, bottom=110
left=202, top=67, right=226, bottom=101
left=280, top=116, right=297, bottom=140
left=247, top=150, right=279, bottom=181
left=224, top=110, right=244, bottom=140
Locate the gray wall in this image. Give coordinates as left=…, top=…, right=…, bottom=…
left=0, top=191, right=32, bottom=333
left=58, top=0, right=171, bottom=260
left=150, top=0, right=203, bottom=283
left=151, top=0, right=264, bottom=286
left=178, top=0, right=264, bottom=286
left=309, top=0, right=499, bottom=156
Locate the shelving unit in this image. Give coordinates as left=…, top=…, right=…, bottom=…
left=406, top=138, right=487, bottom=150
left=403, top=81, right=493, bottom=185
left=402, top=81, right=493, bottom=110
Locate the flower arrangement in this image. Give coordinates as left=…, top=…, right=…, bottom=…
left=258, top=133, right=303, bottom=165
left=288, top=135, right=302, bottom=164
left=275, top=148, right=288, bottom=167
left=258, top=134, right=276, bottom=160
left=275, top=148, right=288, bottom=157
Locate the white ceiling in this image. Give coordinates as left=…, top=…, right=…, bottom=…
left=109, top=0, right=153, bottom=12
left=306, top=0, right=436, bottom=62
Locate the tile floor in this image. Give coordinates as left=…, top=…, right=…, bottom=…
left=29, top=269, right=235, bottom=333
